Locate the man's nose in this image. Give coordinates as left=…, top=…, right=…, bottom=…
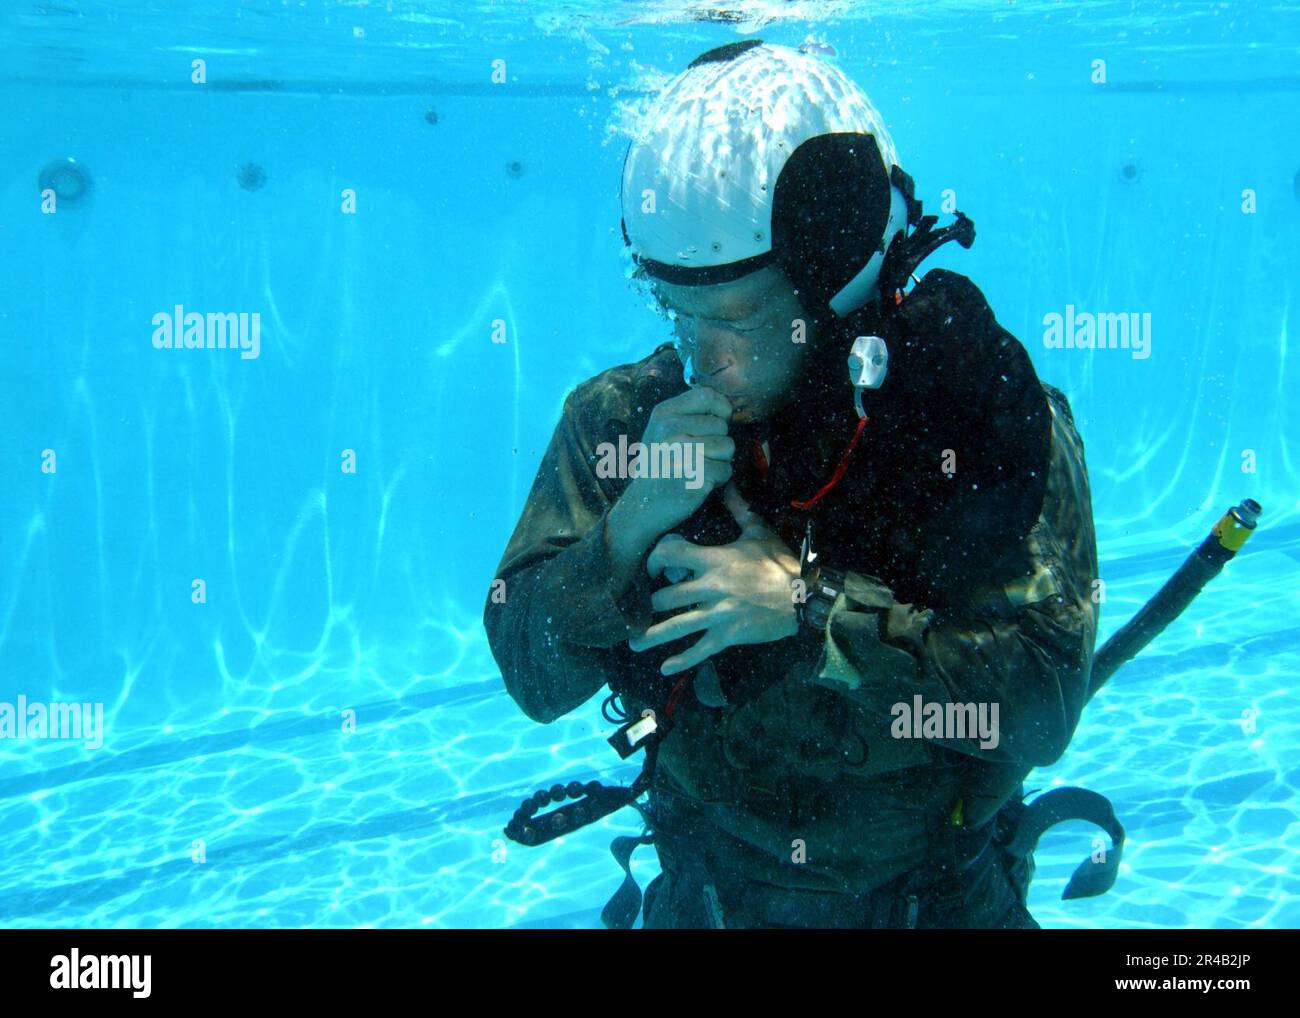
left=691, top=321, right=737, bottom=377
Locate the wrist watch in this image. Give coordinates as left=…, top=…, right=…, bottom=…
left=798, top=520, right=846, bottom=632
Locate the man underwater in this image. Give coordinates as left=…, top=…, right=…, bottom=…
left=485, top=41, right=1099, bottom=929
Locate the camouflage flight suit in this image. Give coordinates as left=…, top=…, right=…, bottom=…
left=485, top=269, right=1099, bottom=929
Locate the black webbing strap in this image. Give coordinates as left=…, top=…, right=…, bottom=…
left=1005, top=786, right=1126, bottom=899
left=600, top=832, right=656, bottom=929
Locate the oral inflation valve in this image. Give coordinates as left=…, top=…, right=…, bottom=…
left=847, top=335, right=889, bottom=418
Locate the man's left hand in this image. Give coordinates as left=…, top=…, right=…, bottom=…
left=629, top=483, right=801, bottom=675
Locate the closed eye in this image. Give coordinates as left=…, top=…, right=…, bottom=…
left=659, top=302, right=768, bottom=335
left=701, top=316, right=766, bottom=334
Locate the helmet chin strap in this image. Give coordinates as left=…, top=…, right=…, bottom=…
left=826, top=185, right=911, bottom=317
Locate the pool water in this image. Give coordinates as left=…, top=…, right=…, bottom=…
left=1, top=0, right=1297, bottom=929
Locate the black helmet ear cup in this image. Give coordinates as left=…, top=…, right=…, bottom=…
left=770, top=133, right=893, bottom=322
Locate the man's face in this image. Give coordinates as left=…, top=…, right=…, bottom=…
left=651, top=266, right=814, bottom=425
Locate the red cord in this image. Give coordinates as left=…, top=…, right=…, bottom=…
left=664, top=674, right=690, bottom=719
left=790, top=415, right=869, bottom=512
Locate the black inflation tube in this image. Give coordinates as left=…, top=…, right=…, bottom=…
left=1087, top=498, right=1262, bottom=704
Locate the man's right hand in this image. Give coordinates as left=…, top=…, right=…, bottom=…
left=623, top=386, right=735, bottom=534
left=604, top=386, right=734, bottom=584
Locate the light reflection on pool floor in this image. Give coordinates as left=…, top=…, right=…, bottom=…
left=0, top=527, right=1296, bottom=929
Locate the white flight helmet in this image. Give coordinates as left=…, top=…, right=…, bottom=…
left=619, top=40, right=918, bottom=320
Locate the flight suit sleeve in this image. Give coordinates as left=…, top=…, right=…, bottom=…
left=483, top=388, right=655, bottom=725
left=806, top=396, right=1099, bottom=769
